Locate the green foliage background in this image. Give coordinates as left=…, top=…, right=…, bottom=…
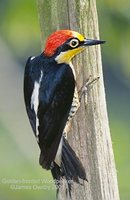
left=0, top=0, right=130, bottom=199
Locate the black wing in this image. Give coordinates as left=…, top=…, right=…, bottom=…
left=24, top=57, right=37, bottom=135
left=24, top=56, right=75, bottom=169
left=24, top=56, right=42, bottom=135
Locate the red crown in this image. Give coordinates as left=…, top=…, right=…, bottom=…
left=44, top=30, right=73, bottom=57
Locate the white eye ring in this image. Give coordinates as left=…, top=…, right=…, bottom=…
left=69, top=39, right=79, bottom=48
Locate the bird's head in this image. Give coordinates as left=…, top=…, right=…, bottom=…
left=44, top=30, right=105, bottom=63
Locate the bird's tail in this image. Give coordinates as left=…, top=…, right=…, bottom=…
left=51, top=137, right=87, bottom=198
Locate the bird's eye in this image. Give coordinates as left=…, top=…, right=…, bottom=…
left=69, top=39, right=79, bottom=48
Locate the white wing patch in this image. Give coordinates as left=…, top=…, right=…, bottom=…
left=31, top=71, right=43, bottom=137
left=30, top=56, right=35, bottom=60
left=55, top=137, right=63, bottom=166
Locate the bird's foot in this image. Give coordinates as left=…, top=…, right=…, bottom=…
left=79, top=75, right=100, bottom=102
left=63, top=121, right=71, bottom=139
left=63, top=131, right=67, bottom=139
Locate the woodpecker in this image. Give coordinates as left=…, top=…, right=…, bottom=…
left=24, top=30, right=105, bottom=197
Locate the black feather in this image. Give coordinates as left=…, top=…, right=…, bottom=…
left=51, top=137, right=87, bottom=198
left=24, top=54, right=75, bottom=169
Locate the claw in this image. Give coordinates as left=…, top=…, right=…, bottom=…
left=63, top=132, right=67, bottom=139
left=79, top=76, right=100, bottom=102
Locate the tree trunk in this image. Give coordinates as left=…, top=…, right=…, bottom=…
left=37, top=0, right=120, bottom=200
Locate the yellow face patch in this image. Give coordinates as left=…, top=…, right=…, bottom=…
left=72, top=31, right=85, bottom=42
left=55, top=47, right=85, bottom=64
left=55, top=31, right=85, bottom=64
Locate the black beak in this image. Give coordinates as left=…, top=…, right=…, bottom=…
left=84, top=39, right=106, bottom=46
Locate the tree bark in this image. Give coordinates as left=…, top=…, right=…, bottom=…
left=37, top=0, right=120, bottom=200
